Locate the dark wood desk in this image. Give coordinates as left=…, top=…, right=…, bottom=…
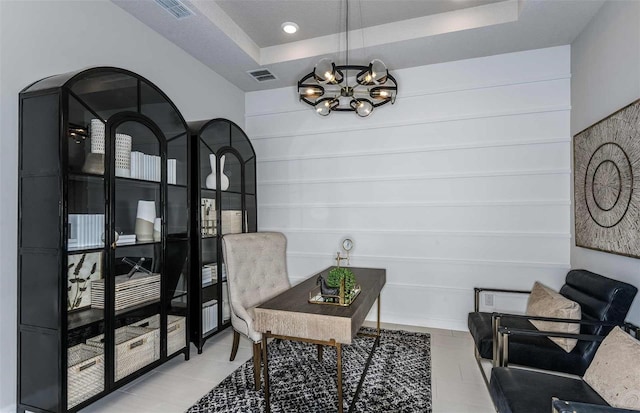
left=254, top=266, right=386, bottom=413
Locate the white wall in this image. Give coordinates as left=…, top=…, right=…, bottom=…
left=570, top=0, right=640, bottom=324
left=0, top=1, right=245, bottom=411
left=246, top=46, right=572, bottom=331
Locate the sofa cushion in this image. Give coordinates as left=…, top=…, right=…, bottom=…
left=583, top=327, right=640, bottom=409
left=490, top=367, right=608, bottom=413
left=526, top=282, right=581, bottom=352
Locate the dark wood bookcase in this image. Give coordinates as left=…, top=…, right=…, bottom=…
left=188, top=119, right=257, bottom=353
left=18, top=67, right=191, bottom=412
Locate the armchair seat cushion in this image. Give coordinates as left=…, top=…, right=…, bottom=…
left=468, top=312, right=591, bottom=375
left=490, top=367, right=608, bottom=413
left=468, top=312, right=536, bottom=359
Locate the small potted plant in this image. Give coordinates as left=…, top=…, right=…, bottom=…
left=327, top=267, right=357, bottom=305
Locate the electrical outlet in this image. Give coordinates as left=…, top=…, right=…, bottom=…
left=484, top=293, right=494, bottom=307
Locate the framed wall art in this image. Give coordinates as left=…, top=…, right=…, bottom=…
left=574, top=99, right=640, bottom=257
left=67, top=251, right=103, bottom=311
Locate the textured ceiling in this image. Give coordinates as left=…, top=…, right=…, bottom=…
left=112, top=0, right=605, bottom=92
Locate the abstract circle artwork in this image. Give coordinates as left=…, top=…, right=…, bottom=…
left=574, top=99, right=640, bottom=257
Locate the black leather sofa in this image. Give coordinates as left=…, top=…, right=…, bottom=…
left=490, top=366, right=637, bottom=413
left=468, top=269, right=637, bottom=375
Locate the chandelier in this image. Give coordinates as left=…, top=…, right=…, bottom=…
left=297, top=0, right=398, bottom=117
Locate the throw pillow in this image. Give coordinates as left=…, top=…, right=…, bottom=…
left=583, top=326, right=640, bottom=409
left=525, top=281, right=581, bottom=352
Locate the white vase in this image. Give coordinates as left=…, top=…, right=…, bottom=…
left=135, top=200, right=156, bottom=242
left=153, top=218, right=162, bottom=242
left=205, top=154, right=230, bottom=190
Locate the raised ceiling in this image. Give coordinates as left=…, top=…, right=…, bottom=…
left=113, top=0, right=605, bottom=92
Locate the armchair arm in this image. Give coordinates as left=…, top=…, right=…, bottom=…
left=493, top=312, right=623, bottom=327
left=474, top=287, right=530, bottom=312
left=488, top=312, right=621, bottom=367
left=495, top=320, right=640, bottom=367
left=495, top=325, right=606, bottom=367
left=552, top=399, right=636, bottom=413
left=498, top=325, right=606, bottom=342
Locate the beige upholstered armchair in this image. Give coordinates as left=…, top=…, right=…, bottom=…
left=221, top=232, right=291, bottom=390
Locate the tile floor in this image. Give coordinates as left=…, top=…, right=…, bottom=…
left=80, top=322, right=495, bottom=413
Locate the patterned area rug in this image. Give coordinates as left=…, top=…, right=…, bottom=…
left=186, top=328, right=432, bottom=412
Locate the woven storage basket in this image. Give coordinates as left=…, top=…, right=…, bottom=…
left=132, top=314, right=186, bottom=356
left=67, top=344, right=104, bottom=409
left=86, top=326, right=157, bottom=381
left=91, top=273, right=160, bottom=310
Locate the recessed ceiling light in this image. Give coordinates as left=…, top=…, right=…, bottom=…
left=281, top=22, right=299, bottom=34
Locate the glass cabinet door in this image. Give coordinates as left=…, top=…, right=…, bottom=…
left=109, top=119, right=163, bottom=382
left=66, top=101, right=107, bottom=410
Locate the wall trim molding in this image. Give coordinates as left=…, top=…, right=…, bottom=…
left=259, top=199, right=570, bottom=209
left=262, top=227, right=571, bottom=239
left=246, top=72, right=571, bottom=118
left=286, top=251, right=570, bottom=269
left=258, top=168, right=570, bottom=186
left=248, top=105, right=571, bottom=140
left=258, top=137, right=569, bottom=164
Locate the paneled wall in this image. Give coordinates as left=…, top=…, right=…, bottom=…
left=571, top=1, right=640, bottom=324
left=246, top=46, right=571, bottom=330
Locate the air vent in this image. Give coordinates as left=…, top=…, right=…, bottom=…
left=155, top=0, right=194, bottom=19
left=247, top=69, right=277, bottom=83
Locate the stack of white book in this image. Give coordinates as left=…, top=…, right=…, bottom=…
left=202, top=300, right=218, bottom=334
left=68, top=214, right=105, bottom=249
left=202, top=265, right=213, bottom=286
left=116, top=234, right=136, bottom=245
left=130, top=151, right=177, bottom=184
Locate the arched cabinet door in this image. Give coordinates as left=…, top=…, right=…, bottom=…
left=189, top=119, right=257, bottom=353
left=18, top=67, right=190, bottom=413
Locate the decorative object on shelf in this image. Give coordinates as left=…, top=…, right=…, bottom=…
left=81, top=153, right=104, bottom=175
left=310, top=266, right=361, bottom=306
left=82, top=119, right=106, bottom=174
left=68, top=124, right=88, bottom=172
left=116, top=234, right=136, bottom=245
left=221, top=210, right=243, bottom=234
left=82, top=120, right=133, bottom=176
left=201, top=198, right=216, bottom=236
left=90, top=272, right=161, bottom=310
left=297, top=0, right=397, bottom=117
left=68, top=124, right=88, bottom=143
left=90, top=119, right=106, bottom=153
left=135, top=200, right=156, bottom=242
left=153, top=218, right=162, bottom=242
left=115, top=133, right=132, bottom=177
left=101, top=231, right=120, bottom=244
left=121, top=257, right=152, bottom=278
left=335, top=237, right=354, bottom=267
left=574, top=99, right=640, bottom=258
left=205, top=154, right=230, bottom=190
left=67, top=252, right=102, bottom=311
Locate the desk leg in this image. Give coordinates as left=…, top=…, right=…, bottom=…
left=262, top=333, right=271, bottom=413
left=337, top=343, right=343, bottom=413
